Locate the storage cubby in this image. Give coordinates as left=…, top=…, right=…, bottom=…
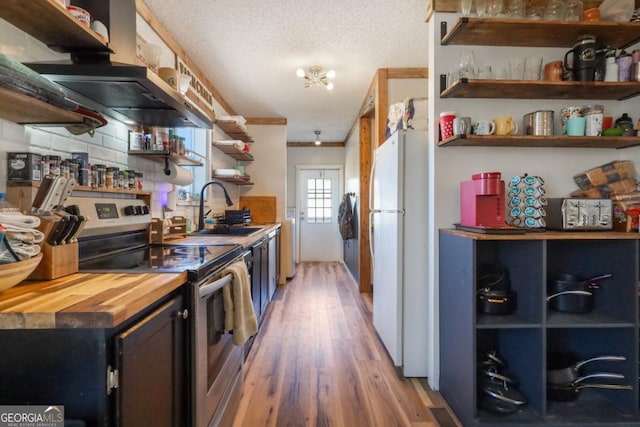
left=440, top=229, right=640, bottom=426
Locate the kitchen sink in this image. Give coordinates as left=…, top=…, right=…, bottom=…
left=194, top=226, right=263, bottom=236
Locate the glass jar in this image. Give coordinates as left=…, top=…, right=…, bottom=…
left=49, top=155, right=61, bottom=176
left=94, top=164, right=106, bottom=188
left=41, top=155, right=50, bottom=177
left=127, top=170, right=135, bottom=189
left=135, top=172, right=143, bottom=191
left=105, top=166, right=119, bottom=189
left=118, top=170, right=126, bottom=189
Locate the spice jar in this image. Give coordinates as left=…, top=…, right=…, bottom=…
left=41, top=155, right=51, bottom=177
left=118, top=170, right=126, bottom=189
left=49, top=155, right=61, bottom=176
left=94, top=164, right=106, bottom=188
left=105, top=166, right=119, bottom=189
left=136, top=172, right=143, bottom=191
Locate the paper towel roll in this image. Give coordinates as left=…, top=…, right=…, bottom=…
left=163, top=162, right=193, bottom=186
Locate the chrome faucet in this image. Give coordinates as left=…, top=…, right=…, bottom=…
left=198, top=180, right=233, bottom=231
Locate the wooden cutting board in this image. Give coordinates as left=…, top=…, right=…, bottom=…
left=239, top=196, right=277, bottom=224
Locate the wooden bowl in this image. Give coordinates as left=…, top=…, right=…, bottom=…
left=0, top=254, right=43, bottom=293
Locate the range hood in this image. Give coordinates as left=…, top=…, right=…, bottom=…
left=26, top=60, right=213, bottom=128
left=24, top=0, right=213, bottom=129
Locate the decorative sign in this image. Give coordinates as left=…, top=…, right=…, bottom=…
left=176, top=56, right=214, bottom=111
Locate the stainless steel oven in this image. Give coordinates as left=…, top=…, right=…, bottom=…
left=193, top=250, right=251, bottom=427
left=71, top=195, right=253, bottom=427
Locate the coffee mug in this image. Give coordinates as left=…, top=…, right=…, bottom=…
left=158, top=67, right=178, bottom=89
left=494, top=117, right=519, bottom=135
left=566, top=116, right=586, bottom=136
left=474, top=120, right=495, bottom=135
left=561, top=106, right=583, bottom=135
left=453, top=116, right=472, bottom=135
left=544, top=61, right=564, bottom=81
left=439, top=111, right=456, bottom=140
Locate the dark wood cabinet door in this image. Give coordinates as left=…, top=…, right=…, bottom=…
left=115, top=294, right=187, bottom=427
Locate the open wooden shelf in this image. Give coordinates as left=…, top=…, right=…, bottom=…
left=212, top=143, right=255, bottom=161
left=128, top=151, right=203, bottom=167
left=213, top=176, right=254, bottom=185
left=214, top=120, right=254, bottom=143
left=0, top=86, right=85, bottom=125
left=7, top=181, right=151, bottom=196
left=440, top=79, right=640, bottom=101
left=0, top=0, right=112, bottom=53
left=440, top=17, right=640, bottom=49
left=438, top=134, right=640, bottom=149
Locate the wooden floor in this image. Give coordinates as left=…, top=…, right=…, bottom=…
left=232, top=262, right=461, bottom=427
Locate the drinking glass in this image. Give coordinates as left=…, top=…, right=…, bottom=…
left=459, top=0, right=473, bottom=16
left=524, top=56, right=543, bottom=80
left=475, top=0, right=488, bottom=16
left=505, top=0, right=525, bottom=18
left=486, top=0, right=503, bottom=16
left=544, top=0, right=565, bottom=20
left=509, top=57, right=525, bottom=80
left=459, top=50, right=476, bottom=78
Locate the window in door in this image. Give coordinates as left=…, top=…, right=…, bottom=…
left=307, top=178, right=332, bottom=223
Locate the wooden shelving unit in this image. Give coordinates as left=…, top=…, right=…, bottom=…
left=440, top=79, right=640, bottom=101
left=440, top=18, right=640, bottom=49
left=0, top=87, right=86, bottom=126
left=214, top=119, right=254, bottom=143
left=0, top=0, right=112, bottom=53
left=213, top=176, right=254, bottom=185
left=127, top=151, right=203, bottom=167
left=439, top=134, right=640, bottom=149
left=212, top=143, right=255, bottom=161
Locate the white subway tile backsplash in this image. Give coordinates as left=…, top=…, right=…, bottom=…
left=27, top=128, right=53, bottom=150
left=1, top=121, right=27, bottom=143
left=51, top=135, right=89, bottom=153
left=87, top=145, right=117, bottom=164
left=103, top=136, right=128, bottom=153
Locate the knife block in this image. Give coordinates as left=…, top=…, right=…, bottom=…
left=28, top=216, right=78, bottom=280
left=29, top=242, right=78, bottom=280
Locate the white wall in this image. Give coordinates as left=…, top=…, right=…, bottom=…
left=426, top=13, right=640, bottom=388
left=244, top=125, right=288, bottom=221
left=388, top=78, right=428, bottom=105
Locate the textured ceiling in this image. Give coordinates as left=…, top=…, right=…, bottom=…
left=143, top=0, right=429, bottom=143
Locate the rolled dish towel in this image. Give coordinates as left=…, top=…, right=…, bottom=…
left=222, top=260, right=258, bottom=345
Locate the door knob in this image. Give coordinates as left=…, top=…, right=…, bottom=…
left=177, top=309, right=189, bottom=319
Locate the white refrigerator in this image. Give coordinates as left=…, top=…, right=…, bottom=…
left=369, top=130, right=428, bottom=377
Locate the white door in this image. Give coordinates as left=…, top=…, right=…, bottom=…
left=297, top=167, right=342, bottom=261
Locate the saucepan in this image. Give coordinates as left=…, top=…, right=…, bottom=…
left=547, top=373, right=632, bottom=402
left=547, top=351, right=627, bottom=384
left=547, top=273, right=611, bottom=313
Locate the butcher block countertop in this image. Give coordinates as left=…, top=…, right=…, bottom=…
left=0, top=272, right=187, bottom=330
left=0, top=224, right=280, bottom=331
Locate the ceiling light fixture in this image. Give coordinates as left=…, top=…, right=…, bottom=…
left=296, top=66, right=335, bottom=90
left=314, top=130, right=321, bottom=145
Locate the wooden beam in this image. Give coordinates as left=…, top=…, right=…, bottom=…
left=387, top=67, right=428, bottom=79
left=136, top=0, right=236, bottom=116
left=245, top=118, right=287, bottom=125
left=359, top=118, right=372, bottom=293
left=374, top=69, right=388, bottom=147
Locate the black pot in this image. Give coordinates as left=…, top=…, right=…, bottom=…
left=478, top=289, right=517, bottom=315
left=547, top=273, right=611, bottom=313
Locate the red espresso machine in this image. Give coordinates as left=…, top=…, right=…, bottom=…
left=460, top=172, right=506, bottom=228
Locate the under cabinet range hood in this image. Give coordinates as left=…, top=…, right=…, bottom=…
left=24, top=0, right=213, bottom=129
left=26, top=60, right=213, bottom=128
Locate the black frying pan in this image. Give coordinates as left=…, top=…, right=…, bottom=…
left=547, top=373, right=632, bottom=402
left=478, top=371, right=528, bottom=414
left=547, top=352, right=626, bottom=385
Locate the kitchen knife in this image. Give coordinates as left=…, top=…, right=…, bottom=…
left=47, top=215, right=69, bottom=245
left=57, top=214, right=78, bottom=245
left=29, top=176, right=54, bottom=213
left=55, top=177, right=76, bottom=210
left=67, top=215, right=87, bottom=243
left=39, top=176, right=67, bottom=214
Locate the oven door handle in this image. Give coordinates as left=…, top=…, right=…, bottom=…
left=199, top=273, right=233, bottom=298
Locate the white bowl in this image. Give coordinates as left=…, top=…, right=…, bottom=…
left=90, top=20, right=109, bottom=43
left=67, top=5, right=90, bottom=28
left=0, top=254, right=43, bottom=293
